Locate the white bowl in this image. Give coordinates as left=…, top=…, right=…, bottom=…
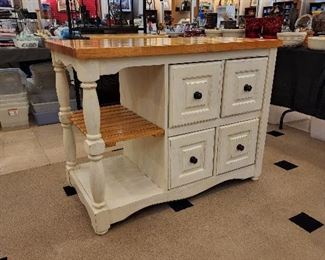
left=221, top=29, right=245, bottom=38
left=276, top=32, right=307, bottom=47
left=205, top=29, right=223, bottom=37
left=308, top=36, right=325, bottom=50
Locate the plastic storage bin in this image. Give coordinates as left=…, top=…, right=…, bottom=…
left=0, top=69, right=29, bottom=129
left=31, top=99, right=77, bottom=125
left=0, top=104, right=29, bottom=129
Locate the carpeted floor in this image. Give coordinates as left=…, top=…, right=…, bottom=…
left=1, top=126, right=325, bottom=260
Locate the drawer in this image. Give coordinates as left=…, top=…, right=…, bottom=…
left=221, top=57, right=268, bottom=117
left=169, top=61, right=224, bottom=127
left=216, top=119, right=259, bottom=174
left=169, top=128, right=215, bottom=188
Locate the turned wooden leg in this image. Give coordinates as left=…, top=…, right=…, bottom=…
left=54, top=62, right=77, bottom=185
left=81, top=81, right=106, bottom=209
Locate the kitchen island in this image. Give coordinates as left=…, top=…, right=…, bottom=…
left=46, top=37, right=281, bottom=234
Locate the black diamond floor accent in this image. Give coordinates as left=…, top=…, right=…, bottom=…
left=63, top=186, right=77, bottom=196
left=289, top=212, right=324, bottom=233
left=267, top=130, right=284, bottom=137
left=169, top=199, right=193, bottom=212
left=274, top=160, right=298, bottom=171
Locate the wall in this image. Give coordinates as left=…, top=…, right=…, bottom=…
left=46, top=0, right=98, bottom=23
left=22, top=0, right=39, bottom=11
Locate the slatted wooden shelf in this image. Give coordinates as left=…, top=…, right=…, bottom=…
left=70, top=105, right=165, bottom=147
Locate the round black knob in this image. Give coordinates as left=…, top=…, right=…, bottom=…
left=244, top=84, right=253, bottom=92
left=237, top=144, right=245, bottom=151
left=190, top=156, right=198, bottom=164
left=193, top=91, right=202, bottom=100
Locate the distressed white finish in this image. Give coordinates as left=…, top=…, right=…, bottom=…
left=169, top=128, right=215, bottom=188
left=169, top=61, right=224, bottom=127
left=81, top=81, right=107, bottom=209
left=221, top=57, right=268, bottom=117
left=216, top=119, right=259, bottom=174
left=53, top=61, right=76, bottom=184
left=51, top=48, right=278, bottom=235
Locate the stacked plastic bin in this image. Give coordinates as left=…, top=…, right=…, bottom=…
left=0, top=68, right=29, bottom=129
left=27, top=62, right=77, bottom=125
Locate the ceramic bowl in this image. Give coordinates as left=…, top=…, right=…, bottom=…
left=221, top=29, right=245, bottom=38
left=308, top=36, right=325, bottom=50
left=277, top=32, right=307, bottom=47
left=205, top=29, right=223, bottom=37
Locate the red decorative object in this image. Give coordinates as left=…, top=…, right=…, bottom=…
left=48, top=0, right=97, bottom=24
left=245, top=17, right=263, bottom=38
left=262, top=16, right=283, bottom=39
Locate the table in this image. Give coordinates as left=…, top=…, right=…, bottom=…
left=271, top=47, right=325, bottom=127
left=0, top=47, right=51, bottom=65
left=46, top=37, right=281, bottom=234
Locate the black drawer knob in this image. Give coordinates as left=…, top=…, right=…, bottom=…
left=193, top=91, right=203, bottom=100
left=190, top=156, right=198, bottom=164
left=244, top=84, right=253, bottom=92
left=237, top=144, right=245, bottom=151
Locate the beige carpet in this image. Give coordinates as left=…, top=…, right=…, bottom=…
left=1, top=126, right=325, bottom=260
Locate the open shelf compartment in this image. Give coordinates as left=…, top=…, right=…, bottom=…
left=70, top=155, right=164, bottom=210
left=70, top=105, right=165, bottom=147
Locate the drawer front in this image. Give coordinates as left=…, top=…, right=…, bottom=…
left=169, top=128, right=215, bottom=188
left=169, top=61, right=224, bottom=127
left=216, top=119, right=259, bottom=174
left=221, top=57, right=268, bottom=117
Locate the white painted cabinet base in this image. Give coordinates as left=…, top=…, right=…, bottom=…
left=51, top=48, right=278, bottom=234
left=70, top=155, right=256, bottom=234
left=311, top=117, right=325, bottom=141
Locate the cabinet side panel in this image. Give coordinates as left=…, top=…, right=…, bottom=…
left=120, top=66, right=168, bottom=190
left=119, top=66, right=166, bottom=128
left=254, top=48, right=278, bottom=179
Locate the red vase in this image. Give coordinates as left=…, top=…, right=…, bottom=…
left=262, top=16, right=283, bottom=39
left=245, top=18, right=263, bottom=38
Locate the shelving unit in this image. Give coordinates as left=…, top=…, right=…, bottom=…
left=244, top=6, right=256, bottom=17
left=309, top=2, right=325, bottom=15
left=263, top=6, right=273, bottom=17
left=70, top=105, right=164, bottom=147
left=273, top=1, right=295, bottom=24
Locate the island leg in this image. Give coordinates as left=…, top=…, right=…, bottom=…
left=53, top=62, right=77, bottom=185
left=80, top=81, right=107, bottom=211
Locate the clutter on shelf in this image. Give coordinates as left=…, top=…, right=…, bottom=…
left=0, top=68, right=29, bottom=129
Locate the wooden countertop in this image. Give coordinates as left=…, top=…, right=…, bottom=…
left=86, top=33, right=167, bottom=39
left=46, top=37, right=282, bottom=59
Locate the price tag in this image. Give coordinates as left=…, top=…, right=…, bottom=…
left=8, top=109, right=19, bottom=117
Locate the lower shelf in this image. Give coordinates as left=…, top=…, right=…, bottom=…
left=71, top=155, right=164, bottom=209
left=70, top=154, right=256, bottom=234
left=70, top=105, right=165, bottom=147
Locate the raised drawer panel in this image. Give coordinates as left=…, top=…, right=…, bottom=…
left=221, top=57, right=268, bottom=117
left=169, top=61, right=224, bottom=128
left=216, top=119, right=259, bottom=174
left=169, top=128, right=215, bottom=189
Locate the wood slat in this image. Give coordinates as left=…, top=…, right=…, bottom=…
left=70, top=105, right=164, bottom=147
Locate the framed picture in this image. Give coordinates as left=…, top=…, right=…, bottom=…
left=57, top=0, right=79, bottom=12
left=109, top=0, right=132, bottom=12
left=0, top=0, right=14, bottom=10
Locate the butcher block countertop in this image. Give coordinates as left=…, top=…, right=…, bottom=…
left=46, top=36, right=282, bottom=59
left=85, top=33, right=167, bottom=39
